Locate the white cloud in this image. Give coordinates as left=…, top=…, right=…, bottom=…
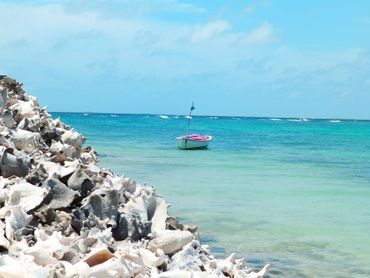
left=237, top=22, right=273, bottom=45
left=1, top=1, right=368, bottom=117
left=190, top=20, right=231, bottom=43
left=355, top=16, right=370, bottom=24
left=162, top=0, right=207, bottom=14
left=57, top=0, right=207, bottom=19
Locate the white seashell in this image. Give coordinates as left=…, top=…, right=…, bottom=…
left=87, top=227, right=113, bottom=246
left=49, top=140, right=77, bottom=159
left=11, top=129, right=40, bottom=153
left=140, top=248, right=166, bottom=268
left=209, top=258, right=235, bottom=277
left=154, top=270, right=213, bottom=278
left=84, top=163, right=101, bottom=177
left=115, top=246, right=137, bottom=259
left=39, top=160, right=79, bottom=178
left=114, top=244, right=149, bottom=276
left=0, top=135, right=11, bottom=146
left=9, top=99, right=37, bottom=120
left=148, top=195, right=169, bottom=232
left=80, top=150, right=96, bottom=165
left=155, top=270, right=192, bottom=278
left=81, top=187, right=120, bottom=227
left=23, top=93, right=38, bottom=106
left=243, top=264, right=270, bottom=278
left=0, top=176, right=10, bottom=199
left=0, top=88, right=6, bottom=108
left=18, top=254, right=49, bottom=278
left=0, top=126, right=9, bottom=137
left=0, top=221, right=10, bottom=249
left=89, top=257, right=135, bottom=278
left=24, top=230, right=67, bottom=266
left=60, top=161, right=81, bottom=177
left=1, top=110, right=16, bottom=128
left=4, top=205, right=32, bottom=240
left=151, top=230, right=193, bottom=255
left=168, top=241, right=204, bottom=272
left=17, top=114, right=41, bottom=132
left=207, top=253, right=237, bottom=276
left=41, top=178, right=78, bottom=209
left=59, top=261, right=91, bottom=278
left=205, top=253, right=270, bottom=278
left=123, top=191, right=169, bottom=233
left=35, top=229, right=75, bottom=246
left=50, top=117, right=63, bottom=128
left=0, top=146, right=31, bottom=178
left=6, top=179, right=48, bottom=211
left=0, top=255, right=25, bottom=278
left=121, top=177, right=140, bottom=194
left=61, top=129, right=85, bottom=150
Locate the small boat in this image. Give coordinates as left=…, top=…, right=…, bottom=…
left=176, top=134, right=212, bottom=150
left=176, top=102, right=212, bottom=150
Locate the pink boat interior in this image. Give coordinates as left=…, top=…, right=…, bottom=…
left=176, top=134, right=211, bottom=141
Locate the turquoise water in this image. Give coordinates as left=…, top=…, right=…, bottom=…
left=52, top=113, right=370, bottom=277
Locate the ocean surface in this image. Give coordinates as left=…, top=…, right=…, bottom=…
left=52, top=113, right=370, bottom=278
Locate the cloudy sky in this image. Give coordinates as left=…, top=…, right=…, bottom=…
left=1, top=0, right=369, bottom=118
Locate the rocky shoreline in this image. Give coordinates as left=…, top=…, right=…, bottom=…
left=0, top=75, right=269, bottom=277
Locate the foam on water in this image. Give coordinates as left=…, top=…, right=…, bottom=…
left=52, top=113, right=370, bottom=278
left=287, top=118, right=309, bottom=122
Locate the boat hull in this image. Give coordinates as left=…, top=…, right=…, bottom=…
left=176, top=135, right=212, bottom=150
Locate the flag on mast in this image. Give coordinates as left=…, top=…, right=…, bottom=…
left=190, top=102, right=195, bottom=111
left=187, top=102, right=195, bottom=129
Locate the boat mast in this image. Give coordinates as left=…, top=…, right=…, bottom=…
left=187, top=101, right=195, bottom=131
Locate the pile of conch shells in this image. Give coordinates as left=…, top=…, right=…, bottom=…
left=0, top=75, right=270, bottom=277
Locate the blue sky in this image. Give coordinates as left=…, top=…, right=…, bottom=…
left=0, top=0, right=369, bottom=118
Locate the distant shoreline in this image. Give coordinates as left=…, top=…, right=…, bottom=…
left=50, top=111, right=370, bottom=121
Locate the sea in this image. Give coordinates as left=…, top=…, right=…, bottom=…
left=51, top=112, right=370, bottom=278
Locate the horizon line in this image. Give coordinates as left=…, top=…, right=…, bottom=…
left=49, top=111, right=370, bottom=121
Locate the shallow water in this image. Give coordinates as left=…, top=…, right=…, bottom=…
left=53, top=113, right=370, bottom=277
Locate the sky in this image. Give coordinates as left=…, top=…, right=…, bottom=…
left=0, top=0, right=370, bottom=118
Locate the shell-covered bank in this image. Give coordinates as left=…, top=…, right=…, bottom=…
left=0, top=75, right=269, bottom=278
